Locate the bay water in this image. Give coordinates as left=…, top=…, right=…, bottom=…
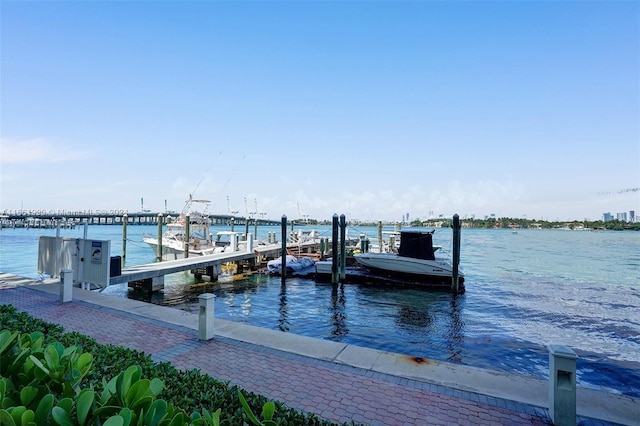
left=1, top=224, right=638, bottom=397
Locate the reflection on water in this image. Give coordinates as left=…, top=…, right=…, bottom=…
left=329, top=284, right=348, bottom=337
left=2, top=226, right=639, bottom=397
left=448, top=296, right=465, bottom=363
left=279, top=283, right=288, bottom=332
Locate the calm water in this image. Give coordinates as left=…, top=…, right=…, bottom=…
left=1, top=224, right=639, bottom=397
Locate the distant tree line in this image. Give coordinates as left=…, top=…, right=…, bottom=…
left=417, top=217, right=640, bottom=231
left=299, top=217, right=639, bottom=231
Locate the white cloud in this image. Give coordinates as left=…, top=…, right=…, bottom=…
left=0, top=138, right=94, bottom=164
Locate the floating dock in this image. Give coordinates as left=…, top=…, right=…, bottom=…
left=268, top=260, right=465, bottom=293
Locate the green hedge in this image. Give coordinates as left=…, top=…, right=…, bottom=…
left=0, top=305, right=360, bottom=426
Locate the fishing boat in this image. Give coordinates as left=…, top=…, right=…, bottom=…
left=143, top=198, right=218, bottom=259
left=352, top=230, right=463, bottom=282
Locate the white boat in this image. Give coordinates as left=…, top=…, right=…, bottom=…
left=352, top=230, right=463, bottom=282
left=267, top=255, right=315, bottom=274
left=144, top=198, right=245, bottom=259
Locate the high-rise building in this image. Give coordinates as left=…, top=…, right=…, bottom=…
left=630, top=211, right=636, bottom=223
left=616, top=212, right=628, bottom=222
left=603, top=212, right=613, bottom=222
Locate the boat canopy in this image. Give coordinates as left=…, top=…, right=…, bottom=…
left=398, top=231, right=435, bottom=261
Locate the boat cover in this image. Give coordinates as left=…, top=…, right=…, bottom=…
left=398, top=231, right=435, bottom=260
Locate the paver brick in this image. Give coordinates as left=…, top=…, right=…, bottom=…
left=0, top=285, right=614, bottom=426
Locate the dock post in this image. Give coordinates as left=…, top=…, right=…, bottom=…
left=339, top=214, right=346, bottom=280
left=184, top=214, right=190, bottom=258
left=320, top=238, right=325, bottom=261
left=254, top=218, right=258, bottom=239
left=246, top=233, right=254, bottom=253
left=230, top=217, right=235, bottom=232
left=331, top=214, right=339, bottom=284
left=452, top=213, right=461, bottom=293
left=377, top=221, right=383, bottom=253
left=54, top=220, right=61, bottom=278
left=122, top=214, right=127, bottom=265
left=60, top=269, right=73, bottom=303
left=198, top=293, right=215, bottom=340
left=281, top=215, right=287, bottom=282
left=156, top=214, right=163, bottom=262
left=245, top=218, right=249, bottom=242
left=548, top=345, right=577, bottom=426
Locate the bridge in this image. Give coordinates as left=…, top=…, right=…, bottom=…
left=0, top=211, right=281, bottom=227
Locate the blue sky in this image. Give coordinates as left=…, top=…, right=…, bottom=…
left=1, top=1, right=638, bottom=222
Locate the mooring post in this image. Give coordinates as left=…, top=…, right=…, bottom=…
left=230, top=217, right=235, bottom=232
left=184, top=214, right=190, bottom=258
left=198, top=293, right=215, bottom=340
left=245, top=218, right=249, bottom=242
left=331, top=214, right=339, bottom=284
left=254, top=218, right=258, bottom=239
left=452, top=213, right=461, bottom=293
left=377, top=221, right=383, bottom=253
left=339, top=214, right=346, bottom=280
left=281, top=215, right=287, bottom=282
left=122, top=214, right=128, bottom=265
left=156, top=214, right=163, bottom=262
left=60, top=269, right=73, bottom=303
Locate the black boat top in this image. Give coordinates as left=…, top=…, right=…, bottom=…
left=397, top=231, right=436, bottom=261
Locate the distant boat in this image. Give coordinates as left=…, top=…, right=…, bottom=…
left=352, top=230, right=464, bottom=282
left=143, top=198, right=246, bottom=259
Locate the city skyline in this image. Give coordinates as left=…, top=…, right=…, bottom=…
left=1, top=2, right=638, bottom=222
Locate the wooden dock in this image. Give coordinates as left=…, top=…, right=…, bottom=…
left=111, top=251, right=258, bottom=290
left=110, top=239, right=325, bottom=291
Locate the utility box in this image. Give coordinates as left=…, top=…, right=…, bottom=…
left=548, top=345, right=578, bottom=426
left=198, top=293, right=215, bottom=340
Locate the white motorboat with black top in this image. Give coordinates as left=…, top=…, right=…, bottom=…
left=352, top=230, right=463, bottom=282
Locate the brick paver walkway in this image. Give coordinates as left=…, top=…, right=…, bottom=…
left=0, top=284, right=615, bottom=425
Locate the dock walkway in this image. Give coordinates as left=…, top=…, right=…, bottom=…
left=0, top=273, right=636, bottom=425
left=110, top=251, right=257, bottom=285
left=110, top=241, right=318, bottom=286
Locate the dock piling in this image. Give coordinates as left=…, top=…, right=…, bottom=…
left=184, top=214, right=190, bottom=258
left=122, top=214, right=127, bottom=265
left=156, top=214, right=163, bottom=262
left=331, top=214, right=339, bottom=284
left=281, top=215, right=287, bottom=283
left=339, top=214, right=346, bottom=280
left=452, top=214, right=461, bottom=293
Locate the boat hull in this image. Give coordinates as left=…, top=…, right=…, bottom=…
left=143, top=237, right=217, bottom=260
left=353, top=252, right=464, bottom=281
